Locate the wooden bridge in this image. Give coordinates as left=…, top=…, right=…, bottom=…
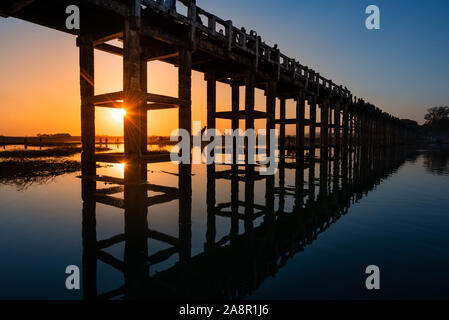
left=1, top=0, right=416, bottom=169
left=1, top=0, right=418, bottom=300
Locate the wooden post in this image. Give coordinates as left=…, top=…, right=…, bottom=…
left=207, top=74, right=216, bottom=130
left=334, top=101, right=341, bottom=153
left=320, top=97, right=329, bottom=158
left=124, top=2, right=143, bottom=158
left=266, top=80, right=276, bottom=157
left=140, top=58, right=148, bottom=153
left=179, top=48, right=192, bottom=137
left=309, top=95, right=317, bottom=159
left=279, top=98, right=286, bottom=164
left=205, top=164, right=216, bottom=251
left=342, top=103, right=349, bottom=149
left=245, top=73, right=255, bottom=164
left=296, top=91, right=305, bottom=161
left=123, top=161, right=149, bottom=297
left=231, top=82, right=239, bottom=163
left=78, top=35, right=95, bottom=175
left=307, top=95, right=317, bottom=202
left=295, top=91, right=305, bottom=207
left=178, top=47, right=192, bottom=263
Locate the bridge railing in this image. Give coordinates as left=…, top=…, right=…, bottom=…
left=141, top=0, right=351, bottom=98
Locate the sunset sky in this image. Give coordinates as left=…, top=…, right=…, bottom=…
left=0, top=0, right=448, bottom=136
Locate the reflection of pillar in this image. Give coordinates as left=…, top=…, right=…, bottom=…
left=265, top=174, right=275, bottom=223
left=178, top=163, right=192, bottom=263
left=278, top=162, right=286, bottom=212
left=230, top=165, right=239, bottom=239
left=348, top=109, right=353, bottom=149
left=81, top=177, right=97, bottom=300
left=78, top=35, right=95, bottom=175
left=205, top=164, right=216, bottom=251
left=123, top=161, right=148, bottom=298
left=244, top=164, right=255, bottom=232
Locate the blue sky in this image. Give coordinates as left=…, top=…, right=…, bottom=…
left=200, top=0, right=449, bottom=123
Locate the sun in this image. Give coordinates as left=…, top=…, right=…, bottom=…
left=111, top=108, right=126, bottom=122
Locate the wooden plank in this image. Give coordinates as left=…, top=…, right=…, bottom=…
left=148, top=229, right=179, bottom=246
left=6, top=0, right=35, bottom=15
left=146, top=102, right=179, bottom=110
left=95, top=43, right=123, bottom=56
left=93, top=32, right=123, bottom=47
left=89, top=91, right=123, bottom=105
left=147, top=93, right=187, bottom=106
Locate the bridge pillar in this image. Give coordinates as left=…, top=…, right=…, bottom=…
left=178, top=47, right=192, bottom=263
left=245, top=73, right=255, bottom=164
left=320, top=97, right=330, bottom=158
left=123, top=4, right=145, bottom=159
left=296, top=91, right=305, bottom=162
left=279, top=98, right=286, bottom=164
left=140, top=58, right=148, bottom=153
left=295, top=90, right=306, bottom=206
left=206, top=74, right=216, bottom=130
left=266, top=80, right=277, bottom=158
left=309, top=95, right=317, bottom=160
left=231, top=81, right=239, bottom=163
left=78, top=35, right=95, bottom=176
left=307, top=95, right=317, bottom=202
left=334, top=100, right=341, bottom=155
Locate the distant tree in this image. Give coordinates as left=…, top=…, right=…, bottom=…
left=424, top=106, right=449, bottom=124
left=423, top=106, right=449, bottom=136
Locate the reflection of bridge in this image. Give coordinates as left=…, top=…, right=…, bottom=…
left=80, top=145, right=410, bottom=300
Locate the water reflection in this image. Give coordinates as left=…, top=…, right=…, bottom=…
left=423, top=149, right=449, bottom=176
left=79, top=144, right=413, bottom=300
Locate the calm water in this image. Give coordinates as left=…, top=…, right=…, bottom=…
left=0, top=148, right=448, bottom=299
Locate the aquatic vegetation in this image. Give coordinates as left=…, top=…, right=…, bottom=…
left=0, top=159, right=82, bottom=190
left=0, top=147, right=110, bottom=159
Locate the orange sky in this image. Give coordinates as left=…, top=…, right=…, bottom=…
left=0, top=21, right=302, bottom=137
left=0, top=19, right=329, bottom=138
